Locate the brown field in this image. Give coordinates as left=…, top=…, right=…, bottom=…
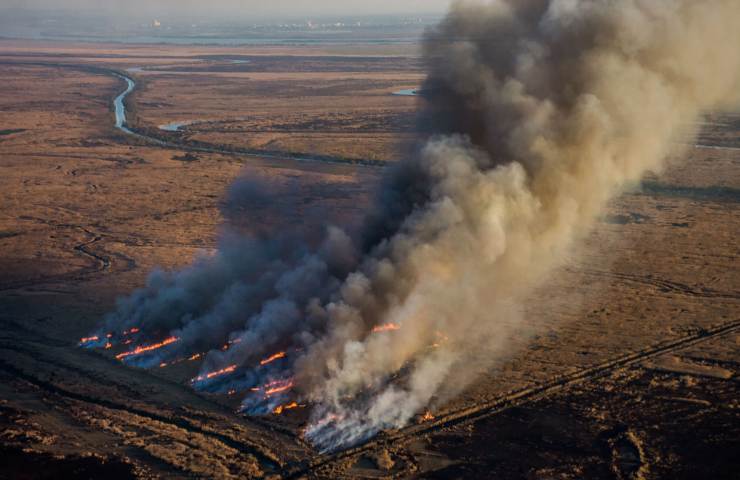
left=0, top=39, right=738, bottom=479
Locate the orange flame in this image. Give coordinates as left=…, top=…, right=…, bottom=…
left=80, top=336, right=99, bottom=344
left=221, top=338, right=242, bottom=351
left=159, top=356, right=192, bottom=369
left=115, top=336, right=179, bottom=360
left=273, top=402, right=300, bottom=415
left=188, top=353, right=202, bottom=361
left=260, top=351, right=287, bottom=366
left=304, top=413, right=342, bottom=434
left=372, top=323, right=401, bottom=334
left=264, top=379, right=294, bottom=396
left=431, top=331, right=449, bottom=348
left=104, top=343, right=113, bottom=350
left=420, top=411, right=435, bottom=422
left=192, top=364, right=237, bottom=383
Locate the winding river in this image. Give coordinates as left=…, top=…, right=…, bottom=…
left=113, top=73, right=135, bottom=134
left=111, top=72, right=737, bottom=167
left=109, top=71, right=386, bottom=167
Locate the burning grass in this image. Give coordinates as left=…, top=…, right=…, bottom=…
left=260, top=351, right=287, bottom=366
left=115, top=336, right=180, bottom=360
left=371, top=323, right=401, bottom=334
left=262, top=379, right=295, bottom=397
left=192, top=365, right=238, bottom=383
left=273, top=402, right=302, bottom=415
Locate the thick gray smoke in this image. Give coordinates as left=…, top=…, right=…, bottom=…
left=98, top=174, right=360, bottom=371
left=86, top=0, right=740, bottom=451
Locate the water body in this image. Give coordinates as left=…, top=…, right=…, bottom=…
left=159, top=121, right=195, bottom=132
left=114, top=72, right=195, bottom=135
left=640, top=181, right=740, bottom=203
left=113, top=73, right=135, bottom=134
left=694, top=144, right=740, bottom=152
left=125, top=66, right=206, bottom=75
left=392, top=89, right=419, bottom=96
left=106, top=69, right=383, bottom=168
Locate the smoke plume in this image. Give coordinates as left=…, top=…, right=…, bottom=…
left=86, top=0, right=740, bottom=452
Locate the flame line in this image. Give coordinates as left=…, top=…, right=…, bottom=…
left=192, top=364, right=237, bottom=383
left=115, top=336, right=179, bottom=360
left=273, top=401, right=301, bottom=414
left=264, top=380, right=294, bottom=396
left=260, top=351, right=287, bottom=366
left=371, top=323, right=401, bottom=334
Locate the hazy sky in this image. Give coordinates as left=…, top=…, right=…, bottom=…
left=2, top=0, right=453, bottom=19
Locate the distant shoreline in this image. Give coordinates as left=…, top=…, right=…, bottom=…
left=0, top=34, right=424, bottom=47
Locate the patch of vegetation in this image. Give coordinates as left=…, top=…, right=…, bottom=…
left=0, top=129, right=25, bottom=137
left=0, top=230, right=21, bottom=239
left=603, top=212, right=651, bottom=225
left=640, top=181, right=740, bottom=203
left=172, top=153, right=199, bottom=162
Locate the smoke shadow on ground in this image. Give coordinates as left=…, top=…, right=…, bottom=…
left=220, top=169, right=368, bottom=245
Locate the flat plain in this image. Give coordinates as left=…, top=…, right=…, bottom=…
left=0, top=39, right=737, bottom=479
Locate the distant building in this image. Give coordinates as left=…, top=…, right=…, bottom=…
left=152, top=20, right=161, bottom=28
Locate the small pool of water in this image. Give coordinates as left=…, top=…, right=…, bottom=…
left=159, top=121, right=194, bottom=132
left=392, top=89, right=420, bottom=96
